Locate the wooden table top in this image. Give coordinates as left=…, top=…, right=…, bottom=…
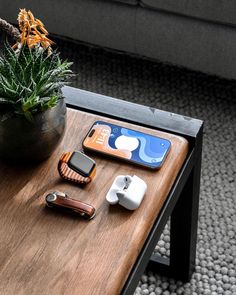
left=0, top=109, right=188, bottom=295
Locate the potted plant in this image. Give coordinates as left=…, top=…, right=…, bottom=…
left=0, top=9, right=73, bottom=162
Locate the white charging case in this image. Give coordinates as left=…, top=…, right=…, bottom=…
left=106, top=175, right=147, bottom=210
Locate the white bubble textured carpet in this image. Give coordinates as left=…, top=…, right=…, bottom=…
left=57, top=38, right=236, bottom=295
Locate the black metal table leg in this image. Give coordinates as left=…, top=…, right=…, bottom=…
left=148, top=125, right=203, bottom=282
left=169, top=125, right=203, bottom=281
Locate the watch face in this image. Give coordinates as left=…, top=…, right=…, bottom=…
left=68, top=151, right=95, bottom=177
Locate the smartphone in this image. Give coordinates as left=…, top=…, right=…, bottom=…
left=82, top=121, right=171, bottom=169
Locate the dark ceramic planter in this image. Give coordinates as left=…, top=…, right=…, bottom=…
left=0, top=99, right=66, bottom=162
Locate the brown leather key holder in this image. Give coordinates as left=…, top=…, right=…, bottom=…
left=58, top=151, right=96, bottom=185
left=45, top=191, right=96, bottom=220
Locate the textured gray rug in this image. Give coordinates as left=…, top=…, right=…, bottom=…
left=57, top=37, right=236, bottom=295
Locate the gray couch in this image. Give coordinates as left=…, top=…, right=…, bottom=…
left=1, top=0, right=236, bottom=79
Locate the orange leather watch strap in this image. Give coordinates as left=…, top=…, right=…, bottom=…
left=58, top=152, right=96, bottom=184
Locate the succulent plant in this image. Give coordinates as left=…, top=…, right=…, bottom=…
left=0, top=43, right=73, bottom=121
left=0, top=9, right=73, bottom=121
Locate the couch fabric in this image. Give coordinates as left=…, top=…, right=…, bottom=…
left=1, top=0, right=236, bottom=79
left=113, top=0, right=138, bottom=5
left=135, top=8, right=236, bottom=80
left=141, top=0, right=236, bottom=26
left=0, top=0, right=136, bottom=53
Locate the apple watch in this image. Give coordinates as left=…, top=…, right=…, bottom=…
left=58, top=151, right=96, bottom=184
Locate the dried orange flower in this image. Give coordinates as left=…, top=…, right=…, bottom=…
left=13, top=9, right=54, bottom=54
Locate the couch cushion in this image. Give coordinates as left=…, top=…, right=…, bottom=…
left=112, top=0, right=139, bottom=5
left=141, top=0, right=236, bottom=26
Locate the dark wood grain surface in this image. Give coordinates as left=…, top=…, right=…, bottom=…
left=0, top=109, right=188, bottom=295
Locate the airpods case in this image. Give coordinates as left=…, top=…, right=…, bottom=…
left=106, top=175, right=147, bottom=210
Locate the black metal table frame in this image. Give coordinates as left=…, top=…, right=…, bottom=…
left=63, top=86, right=204, bottom=295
